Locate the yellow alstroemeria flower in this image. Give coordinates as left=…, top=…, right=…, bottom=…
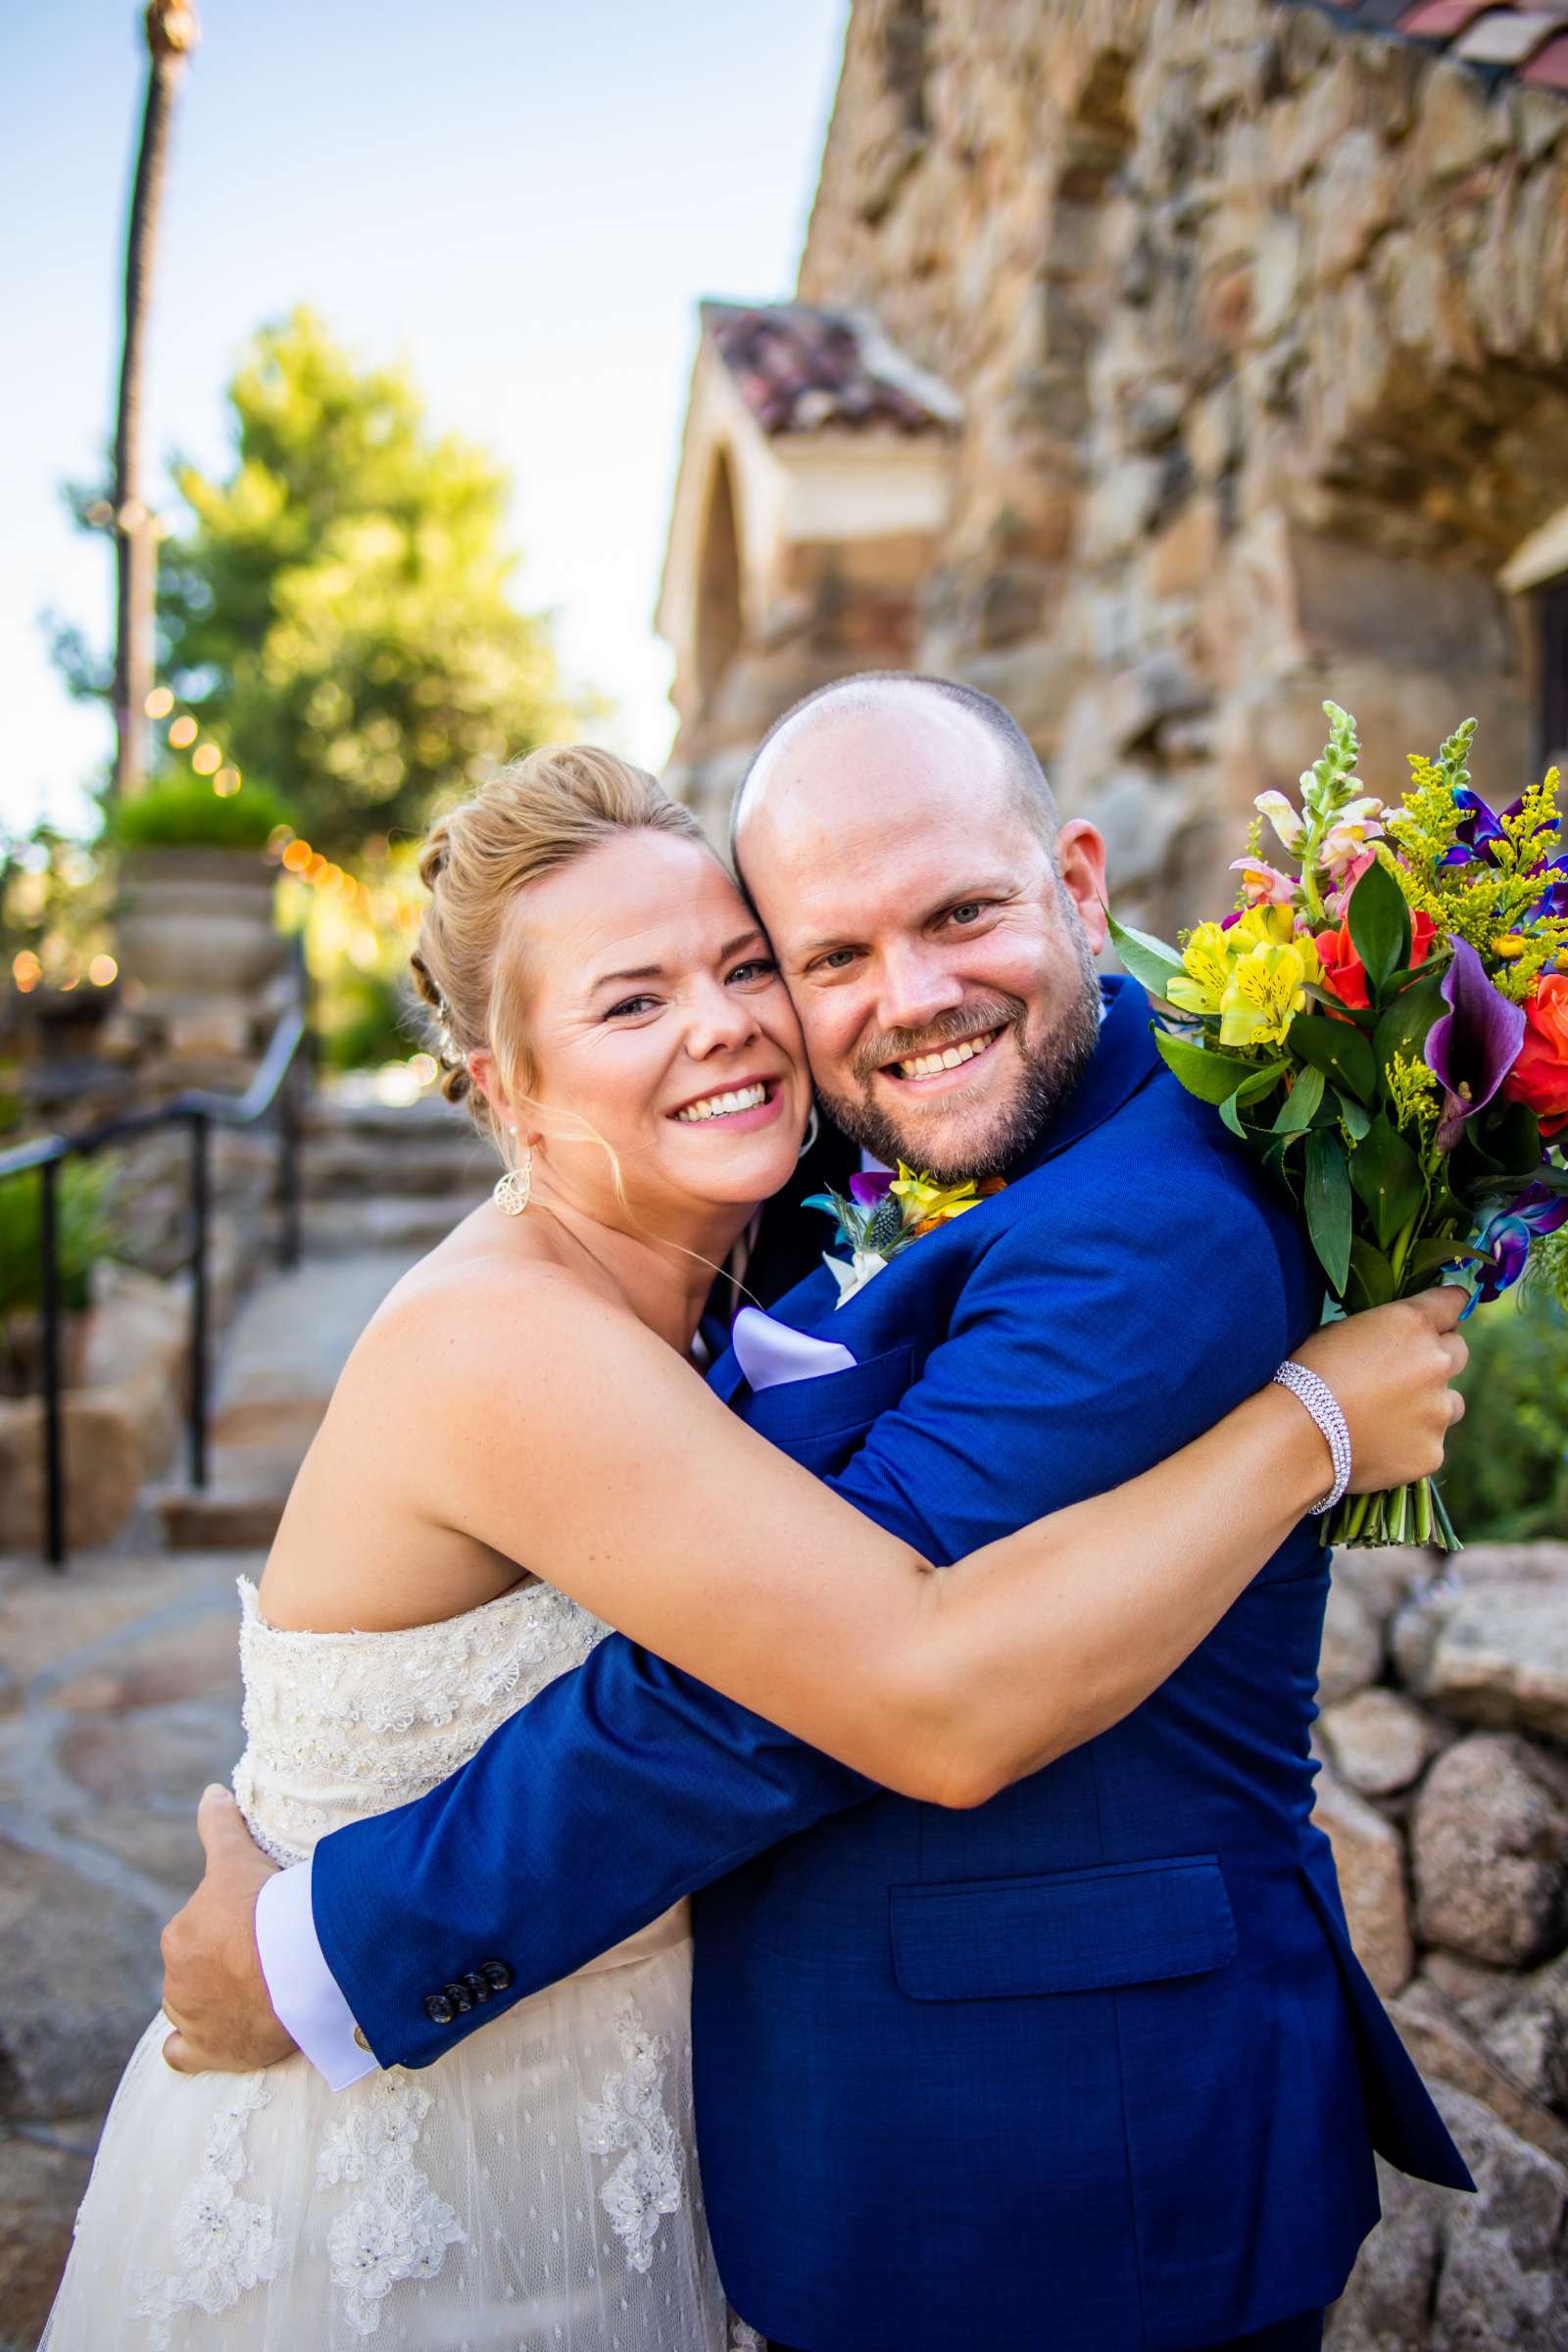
left=1231, top=903, right=1300, bottom=950
left=1166, top=920, right=1235, bottom=1017
left=889, top=1163, right=1004, bottom=1237
left=1218, top=938, right=1316, bottom=1050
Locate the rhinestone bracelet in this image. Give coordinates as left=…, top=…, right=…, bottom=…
left=1271, top=1359, right=1353, bottom=1516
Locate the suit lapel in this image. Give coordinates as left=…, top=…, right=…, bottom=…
left=707, top=977, right=1164, bottom=1400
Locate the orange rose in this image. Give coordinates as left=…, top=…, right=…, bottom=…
left=1502, top=971, right=1568, bottom=1140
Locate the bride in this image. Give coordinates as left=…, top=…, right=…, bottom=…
left=44, top=744, right=1465, bottom=2349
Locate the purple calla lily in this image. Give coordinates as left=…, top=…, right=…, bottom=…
left=1424, top=939, right=1528, bottom=1151
left=1474, top=1180, right=1568, bottom=1303
left=848, top=1168, right=895, bottom=1208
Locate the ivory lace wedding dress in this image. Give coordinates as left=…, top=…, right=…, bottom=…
left=43, top=1575, right=758, bottom=2351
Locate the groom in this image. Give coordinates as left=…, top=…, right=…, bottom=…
left=163, top=675, right=1469, bottom=2350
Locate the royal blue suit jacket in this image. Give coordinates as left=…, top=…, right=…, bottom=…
left=312, top=978, right=1470, bottom=2351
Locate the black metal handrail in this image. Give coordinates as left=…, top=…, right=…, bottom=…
left=0, top=988, right=311, bottom=1568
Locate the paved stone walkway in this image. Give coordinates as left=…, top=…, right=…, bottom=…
left=0, top=1231, right=434, bottom=2346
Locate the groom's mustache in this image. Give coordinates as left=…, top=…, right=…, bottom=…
left=853, top=999, right=1022, bottom=1087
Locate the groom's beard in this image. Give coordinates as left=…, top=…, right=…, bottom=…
left=813, top=896, right=1103, bottom=1187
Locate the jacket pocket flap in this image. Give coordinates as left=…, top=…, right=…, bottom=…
left=742, top=1342, right=913, bottom=1446
left=890, top=1855, right=1237, bottom=2002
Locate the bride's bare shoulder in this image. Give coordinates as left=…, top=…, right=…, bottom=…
left=343, top=1218, right=653, bottom=1402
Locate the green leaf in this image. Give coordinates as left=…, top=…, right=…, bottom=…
left=1372, top=969, right=1445, bottom=1090
left=1338, top=1095, right=1373, bottom=1142
left=1290, top=1011, right=1377, bottom=1104
left=1106, top=912, right=1186, bottom=1001
left=1348, top=1112, right=1427, bottom=1252
left=1345, top=1236, right=1396, bottom=1311
left=1234, top=1061, right=1292, bottom=1105
left=1272, top=1065, right=1326, bottom=1135
left=1152, top=1028, right=1255, bottom=1102
left=1402, top=1236, right=1489, bottom=1278
left=1346, top=858, right=1412, bottom=1000
left=1304, top=1130, right=1353, bottom=1295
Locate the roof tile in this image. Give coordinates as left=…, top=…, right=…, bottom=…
left=1395, top=0, right=1502, bottom=34
left=1521, top=26, right=1568, bottom=77
left=702, top=303, right=955, bottom=437
left=1313, top=0, right=1568, bottom=90
left=1453, top=7, right=1567, bottom=62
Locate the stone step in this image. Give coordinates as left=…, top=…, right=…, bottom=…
left=303, top=1193, right=490, bottom=1255
left=302, top=1131, right=492, bottom=1201
left=304, top=1091, right=474, bottom=1142
left=155, top=1483, right=288, bottom=1550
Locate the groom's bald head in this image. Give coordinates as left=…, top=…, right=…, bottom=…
left=731, top=671, right=1061, bottom=864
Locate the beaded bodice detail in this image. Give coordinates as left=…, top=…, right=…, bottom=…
left=231, top=1573, right=610, bottom=1866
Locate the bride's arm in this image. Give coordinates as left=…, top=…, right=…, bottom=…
left=389, top=1265, right=1462, bottom=1811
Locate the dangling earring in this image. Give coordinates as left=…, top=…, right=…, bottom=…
left=797, top=1104, right=821, bottom=1163
left=494, top=1144, right=533, bottom=1217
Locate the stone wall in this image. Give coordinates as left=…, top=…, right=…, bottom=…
left=1312, top=1541, right=1568, bottom=2343
left=796, top=0, right=1568, bottom=934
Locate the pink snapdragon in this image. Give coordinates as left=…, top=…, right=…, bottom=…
left=1229, top=857, right=1296, bottom=908
left=1319, top=800, right=1385, bottom=880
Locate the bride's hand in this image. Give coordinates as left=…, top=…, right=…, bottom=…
left=160, top=1785, right=297, bottom=2075
left=1292, top=1288, right=1468, bottom=1497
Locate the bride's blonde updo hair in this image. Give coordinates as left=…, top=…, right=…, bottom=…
left=411, top=745, right=712, bottom=1155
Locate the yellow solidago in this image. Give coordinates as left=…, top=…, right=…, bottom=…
left=1387, top=765, right=1568, bottom=997
left=1386, top=1050, right=1441, bottom=1147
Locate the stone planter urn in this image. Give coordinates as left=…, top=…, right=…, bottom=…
left=112, top=847, right=290, bottom=1079
left=116, top=847, right=285, bottom=998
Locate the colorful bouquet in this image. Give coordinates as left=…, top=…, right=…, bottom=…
left=1109, top=704, right=1568, bottom=1552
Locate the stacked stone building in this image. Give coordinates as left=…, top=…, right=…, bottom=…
left=657, top=1, right=1568, bottom=2337
left=659, top=0, right=1568, bottom=942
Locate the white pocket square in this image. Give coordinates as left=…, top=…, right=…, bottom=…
left=731, top=1305, right=858, bottom=1393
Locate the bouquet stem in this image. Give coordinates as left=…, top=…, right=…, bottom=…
left=1322, top=1476, right=1460, bottom=1554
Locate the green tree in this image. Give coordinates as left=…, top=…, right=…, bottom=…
left=149, top=308, right=572, bottom=851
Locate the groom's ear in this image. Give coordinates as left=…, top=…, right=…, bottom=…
left=1054, top=821, right=1109, bottom=956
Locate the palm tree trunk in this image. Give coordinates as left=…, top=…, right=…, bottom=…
left=111, top=2, right=199, bottom=802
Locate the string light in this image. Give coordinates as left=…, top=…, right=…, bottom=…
left=281, top=840, right=311, bottom=873
left=144, top=686, right=174, bottom=719
left=11, top=951, right=41, bottom=992
left=191, top=743, right=220, bottom=775
left=88, top=955, right=119, bottom=987
left=169, top=715, right=197, bottom=749
left=213, top=766, right=242, bottom=797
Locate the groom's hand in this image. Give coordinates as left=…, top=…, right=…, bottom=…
left=160, top=1785, right=297, bottom=2074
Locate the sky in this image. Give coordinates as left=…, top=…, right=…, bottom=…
left=1, top=0, right=851, bottom=839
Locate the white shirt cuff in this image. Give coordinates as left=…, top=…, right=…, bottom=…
left=255, top=1857, right=377, bottom=2091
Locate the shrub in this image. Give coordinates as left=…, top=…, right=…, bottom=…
left=0, top=1160, right=120, bottom=1393
left=107, top=776, right=296, bottom=852
left=1441, top=1290, right=1568, bottom=1544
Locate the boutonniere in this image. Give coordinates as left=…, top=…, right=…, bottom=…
left=805, top=1163, right=1007, bottom=1305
